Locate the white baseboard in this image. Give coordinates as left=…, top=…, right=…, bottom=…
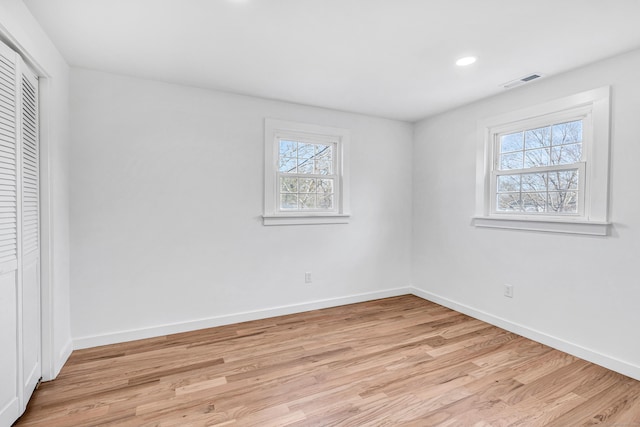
left=73, top=287, right=412, bottom=350
left=410, top=287, right=640, bottom=382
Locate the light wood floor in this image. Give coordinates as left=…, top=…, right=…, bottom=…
left=15, top=295, right=640, bottom=426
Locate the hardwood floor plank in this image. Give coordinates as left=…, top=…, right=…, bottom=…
left=15, top=295, right=640, bottom=426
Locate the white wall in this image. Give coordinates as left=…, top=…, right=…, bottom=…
left=0, top=0, right=71, bottom=379
left=413, top=49, right=640, bottom=380
left=70, top=68, right=413, bottom=347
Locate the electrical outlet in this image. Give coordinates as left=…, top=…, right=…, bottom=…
left=504, top=284, right=514, bottom=298
left=305, top=272, right=312, bottom=283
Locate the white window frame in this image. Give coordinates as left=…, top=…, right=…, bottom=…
left=474, top=87, right=611, bottom=235
left=263, top=119, right=350, bottom=226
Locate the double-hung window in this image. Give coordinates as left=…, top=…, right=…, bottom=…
left=263, top=119, right=350, bottom=225
left=494, top=117, right=585, bottom=215
left=475, top=87, right=611, bottom=235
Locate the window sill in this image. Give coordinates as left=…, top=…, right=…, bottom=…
left=472, top=216, right=610, bottom=236
left=263, top=214, right=351, bottom=226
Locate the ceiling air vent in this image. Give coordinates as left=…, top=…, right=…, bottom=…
left=502, top=73, right=543, bottom=89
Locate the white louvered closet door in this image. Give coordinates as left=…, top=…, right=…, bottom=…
left=0, top=39, right=41, bottom=426
left=0, top=40, right=21, bottom=427
left=20, top=61, right=41, bottom=408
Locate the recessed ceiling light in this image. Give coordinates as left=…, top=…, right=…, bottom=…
left=456, top=56, right=477, bottom=67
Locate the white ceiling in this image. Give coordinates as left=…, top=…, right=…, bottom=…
left=23, top=0, right=640, bottom=122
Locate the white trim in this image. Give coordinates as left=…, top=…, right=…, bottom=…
left=475, top=87, right=611, bottom=234
left=55, top=338, right=72, bottom=375
left=73, top=287, right=410, bottom=349
left=37, top=76, right=56, bottom=381
left=472, top=216, right=610, bottom=235
left=409, top=287, right=640, bottom=382
left=263, top=214, right=350, bottom=226
left=264, top=118, right=351, bottom=225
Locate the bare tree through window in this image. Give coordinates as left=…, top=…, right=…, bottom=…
left=278, top=140, right=335, bottom=211
left=496, top=120, right=582, bottom=214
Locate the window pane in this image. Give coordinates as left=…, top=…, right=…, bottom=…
left=317, top=178, right=334, bottom=194
left=497, top=175, right=520, bottom=192
left=280, top=177, right=297, bottom=193
left=500, top=152, right=523, bottom=170
left=298, top=143, right=315, bottom=159
left=525, top=126, right=551, bottom=149
left=521, top=173, right=546, bottom=192
left=522, top=192, right=547, bottom=212
left=551, top=143, right=581, bottom=165
left=279, top=140, right=297, bottom=157
left=318, top=194, right=333, bottom=209
left=524, top=148, right=550, bottom=168
left=549, top=191, right=578, bottom=213
left=299, top=194, right=316, bottom=209
left=280, top=194, right=298, bottom=210
left=315, top=159, right=332, bottom=175
left=552, top=120, right=582, bottom=146
left=497, top=193, right=521, bottom=212
left=315, top=144, right=332, bottom=158
left=297, top=159, right=314, bottom=174
left=279, top=157, right=297, bottom=173
left=500, top=132, right=523, bottom=153
left=299, top=178, right=316, bottom=193
left=548, top=169, right=579, bottom=191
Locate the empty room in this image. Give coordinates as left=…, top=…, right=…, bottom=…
left=1, top=0, right=640, bottom=425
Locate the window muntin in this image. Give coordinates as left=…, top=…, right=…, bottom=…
left=277, top=138, right=337, bottom=212
left=492, top=118, right=585, bottom=216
